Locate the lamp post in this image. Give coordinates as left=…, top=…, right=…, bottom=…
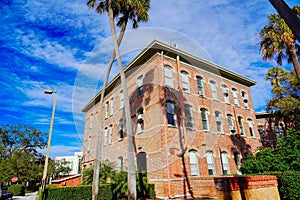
left=41, top=89, right=57, bottom=200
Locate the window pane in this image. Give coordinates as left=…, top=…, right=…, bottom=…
left=164, top=67, right=173, bottom=88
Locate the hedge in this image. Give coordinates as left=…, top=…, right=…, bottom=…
left=8, top=184, right=25, bottom=196
left=266, top=171, right=300, bottom=200
left=43, top=184, right=112, bottom=200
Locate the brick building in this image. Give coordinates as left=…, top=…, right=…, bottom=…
left=81, top=40, right=262, bottom=198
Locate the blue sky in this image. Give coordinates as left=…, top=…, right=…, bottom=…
left=1, top=0, right=298, bottom=157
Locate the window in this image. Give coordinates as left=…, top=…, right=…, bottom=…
left=119, top=90, right=124, bottom=109
left=166, top=101, right=176, bottom=126
left=234, top=152, right=242, bottom=175
left=137, top=75, right=144, bottom=97
left=210, top=81, right=218, bottom=100
left=181, top=71, right=190, bottom=92
left=221, top=152, right=230, bottom=175
left=89, top=113, right=93, bottom=129
left=247, top=119, right=254, bottom=137
left=242, top=91, right=249, bottom=109
left=189, top=151, right=199, bottom=176
left=258, top=125, right=264, bottom=140
left=215, top=111, right=223, bottom=133
left=104, top=127, right=108, bottom=146
left=196, top=76, right=204, bottom=96
left=109, top=124, right=113, bottom=144
left=164, top=66, right=173, bottom=88
left=205, top=151, right=216, bottom=175
left=117, top=156, right=123, bottom=171
left=232, top=88, right=239, bottom=106
left=201, top=108, right=209, bottom=130
left=119, top=118, right=124, bottom=141
left=137, top=108, right=144, bottom=133
left=227, top=114, right=236, bottom=133
left=222, top=85, right=230, bottom=104
left=110, top=98, right=114, bottom=116
left=238, top=116, right=245, bottom=136
left=184, top=104, right=193, bottom=128
left=105, top=101, right=109, bottom=118
left=274, top=123, right=284, bottom=138
left=87, top=135, right=91, bottom=153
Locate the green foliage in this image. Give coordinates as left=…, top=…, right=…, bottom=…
left=241, top=129, right=300, bottom=174
left=0, top=124, right=46, bottom=184
left=43, top=185, right=112, bottom=200
left=82, top=161, right=115, bottom=185
left=8, top=184, right=25, bottom=196
left=265, top=171, right=300, bottom=200
left=82, top=166, right=94, bottom=185
left=47, top=158, right=72, bottom=179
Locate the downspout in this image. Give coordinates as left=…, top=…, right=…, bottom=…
left=161, top=51, right=172, bottom=198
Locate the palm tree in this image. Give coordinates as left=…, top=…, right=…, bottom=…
left=86, top=1, right=150, bottom=200
left=268, top=0, right=300, bottom=41
left=259, top=7, right=300, bottom=81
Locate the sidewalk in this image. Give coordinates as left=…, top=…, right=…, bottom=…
left=12, top=191, right=37, bottom=200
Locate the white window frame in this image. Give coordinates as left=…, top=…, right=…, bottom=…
left=189, top=151, right=199, bottom=176
left=105, top=101, right=109, bottom=119
left=210, top=81, right=218, bottom=101
left=119, top=90, right=124, bottom=109
left=164, top=66, right=174, bottom=88
left=222, top=85, right=230, bottom=104
left=184, top=104, right=193, bottom=129
left=205, top=151, right=216, bottom=175
left=137, top=75, right=144, bottom=97
left=238, top=116, right=245, bottom=136
left=247, top=119, right=255, bottom=137
left=109, top=124, right=113, bottom=144
left=110, top=97, right=114, bottom=116
left=181, top=71, right=190, bottom=92
left=215, top=111, right=223, bottom=133
left=196, top=76, right=205, bottom=96
left=201, top=108, right=209, bottom=131
left=89, top=113, right=93, bottom=129
left=221, top=152, right=230, bottom=175
left=232, top=88, right=239, bottom=106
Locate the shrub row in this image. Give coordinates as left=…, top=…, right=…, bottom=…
left=8, top=184, right=25, bottom=196
left=43, top=184, right=112, bottom=200
left=266, top=171, right=300, bottom=200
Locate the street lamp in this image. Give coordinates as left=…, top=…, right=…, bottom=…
left=41, top=89, right=57, bottom=200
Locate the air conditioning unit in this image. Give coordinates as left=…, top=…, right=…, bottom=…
left=230, top=126, right=236, bottom=132
left=137, top=113, right=144, bottom=123
left=223, top=88, right=229, bottom=94
left=216, top=116, right=222, bottom=122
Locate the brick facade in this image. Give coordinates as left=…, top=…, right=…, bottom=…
left=81, top=41, right=263, bottom=198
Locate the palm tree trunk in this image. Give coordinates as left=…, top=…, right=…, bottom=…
left=108, top=1, right=136, bottom=200
left=289, top=45, right=300, bottom=81
left=268, top=0, right=300, bottom=41
left=92, top=20, right=128, bottom=200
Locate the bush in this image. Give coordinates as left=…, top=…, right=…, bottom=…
left=43, top=184, right=112, bottom=200
left=266, top=171, right=300, bottom=200
left=8, top=184, right=25, bottom=196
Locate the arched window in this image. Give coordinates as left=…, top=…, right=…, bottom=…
left=164, top=66, right=173, bottom=88
left=137, top=108, right=144, bottom=133
left=119, top=90, right=124, bottom=109
left=247, top=119, right=254, bottom=137
left=119, top=118, right=124, bottom=141
left=210, top=81, right=218, bottom=100
left=89, top=113, right=93, bottom=129
left=221, top=152, right=230, bottom=175
left=184, top=104, right=193, bottom=128
left=238, top=116, right=245, bottom=135
left=189, top=150, right=199, bottom=176
left=110, top=97, right=114, bottom=116
left=181, top=71, right=190, bottom=92
left=215, top=111, right=223, bottom=133
left=196, top=76, right=205, bottom=96
left=166, top=101, right=176, bottom=126
left=104, top=127, right=108, bottom=146
left=117, top=156, right=123, bottom=171
left=232, top=88, right=239, bottom=106
left=109, top=124, right=113, bottom=144
left=227, top=114, right=236, bottom=133
left=137, top=75, right=144, bottom=97
left=222, top=84, right=230, bottom=104
left=205, top=151, right=216, bottom=175
left=105, top=101, right=109, bottom=118
left=241, top=91, right=249, bottom=109
left=234, top=152, right=242, bottom=175
left=201, top=108, right=209, bottom=130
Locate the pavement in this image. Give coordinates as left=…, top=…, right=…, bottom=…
left=12, top=192, right=38, bottom=200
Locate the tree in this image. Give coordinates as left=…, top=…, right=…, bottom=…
left=259, top=6, right=300, bottom=81
left=86, top=1, right=150, bottom=199
left=47, top=158, right=72, bottom=179
left=268, top=0, right=300, bottom=41
left=0, top=125, right=46, bottom=184
left=265, top=67, right=300, bottom=130
left=241, top=129, right=300, bottom=174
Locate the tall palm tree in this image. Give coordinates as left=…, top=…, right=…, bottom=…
left=259, top=7, right=300, bottom=81
left=87, top=1, right=150, bottom=200
left=268, top=0, right=300, bottom=41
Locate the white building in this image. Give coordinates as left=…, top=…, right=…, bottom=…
left=54, top=152, right=83, bottom=175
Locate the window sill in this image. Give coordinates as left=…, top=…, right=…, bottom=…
left=167, top=125, right=177, bottom=128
